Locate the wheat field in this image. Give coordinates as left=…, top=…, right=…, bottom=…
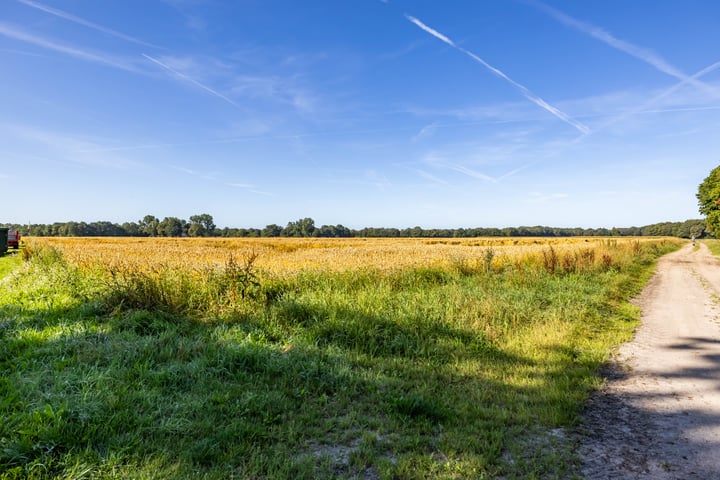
left=26, top=236, right=670, bottom=275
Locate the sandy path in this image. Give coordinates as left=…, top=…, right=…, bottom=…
left=577, top=243, right=720, bottom=479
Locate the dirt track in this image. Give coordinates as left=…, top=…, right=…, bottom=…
left=577, top=243, right=720, bottom=479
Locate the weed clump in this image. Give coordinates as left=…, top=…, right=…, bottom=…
left=102, top=252, right=262, bottom=315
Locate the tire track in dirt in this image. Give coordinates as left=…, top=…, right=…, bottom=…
left=577, top=243, right=720, bottom=479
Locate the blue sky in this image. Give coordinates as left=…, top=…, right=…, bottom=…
left=2, top=0, right=720, bottom=229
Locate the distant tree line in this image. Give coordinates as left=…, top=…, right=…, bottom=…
left=1, top=215, right=708, bottom=239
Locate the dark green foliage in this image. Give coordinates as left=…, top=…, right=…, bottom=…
left=698, top=165, right=720, bottom=234
left=282, top=217, right=316, bottom=237
left=188, top=214, right=216, bottom=237
left=261, top=223, right=283, bottom=237
left=157, top=216, right=186, bottom=237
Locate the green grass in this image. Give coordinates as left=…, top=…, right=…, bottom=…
left=0, top=252, right=21, bottom=278
left=705, top=239, right=720, bottom=256
left=0, top=241, right=679, bottom=479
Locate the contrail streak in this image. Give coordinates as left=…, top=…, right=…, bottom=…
left=406, top=15, right=590, bottom=135
left=446, top=163, right=498, bottom=183
left=529, top=0, right=720, bottom=100
left=407, top=15, right=456, bottom=46
left=17, top=0, right=162, bottom=49
left=0, top=22, right=138, bottom=72
left=589, top=59, right=720, bottom=137
left=142, top=54, right=241, bottom=108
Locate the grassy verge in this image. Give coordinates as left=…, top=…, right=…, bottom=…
left=0, top=240, right=679, bottom=479
left=704, top=239, right=720, bottom=256
left=0, top=252, right=22, bottom=278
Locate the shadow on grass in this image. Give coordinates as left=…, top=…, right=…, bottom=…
left=1, top=287, right=591, bottom=479
left=273, top=298, right=502, bottom=362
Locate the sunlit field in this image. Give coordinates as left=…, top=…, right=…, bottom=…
left=1, top=236, right=683, bottom=479
left=30, top=236, right=668, bottom=274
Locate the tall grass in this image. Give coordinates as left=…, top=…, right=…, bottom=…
left=0, top=238, right=680, bottom=479
left=98, top=252, right=261, bottom=315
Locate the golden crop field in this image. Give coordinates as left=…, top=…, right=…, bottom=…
left=26, top=236, right=676, bottom=274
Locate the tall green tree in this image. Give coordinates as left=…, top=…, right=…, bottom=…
left=189, top=214, right=216, bottom=237
left=697, top=166, right=720, bottom=234
left=261, top=224, right=283, bottom=237
left=283, top=218, right=316, bottom=237
left=140, top=215, right=159, bottom=237
left=158, top=217, right=186, bottom=237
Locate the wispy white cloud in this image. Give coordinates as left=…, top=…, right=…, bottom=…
left=289, top=90, right=318, bottom=114
left=72, top=128, right=372, bottom=154
left=225, top=72, right=320, bottom=115
left=150, top=55, right=232, bottom=79
left=170, top=165, right=219, bottom=181
left=248, top=189, right=274, bottom=196
left=17, top=0, right=162, bottom=49
left=159, top=0, right=208, bottom=33
left=405, top=14, right=591, bottom=135
left=529, top=0, right=720, bottom=100
left=459, top=48, right=591, bottom=135
left=3, top=123, right=144, bottom=169
left=496, top=164, right=533, bottom=182
left=184, top=15, right=207, bottom=33
left=0, top=47, right=45, bottom=57
left=416, top=136, right=549, bottom=185
left=221, top=46, right=333, bottom=116
left=0, top=22, right=140, bottom=71
left=626, top=60, right=720, bottom=111
left=138, top=53, right=319, bottom=114
left=227, top=74, right=281, bottom=98
left=401, top=102, right=539, bottom=126
left=412, top=123, right=439, bottom=142
left=578, top=59, right=720, bottom=137
left=170, top=165, right=274, bottom=196
left=75, top=134, right=284, bottom=154
left=439, top=161, right=530, bottom=184
left=142, top=53, right=241, bottom=108
left=453, top=165, right=500, bottom=183
left=379, top=40, right=423, bottom=61
left=365, top=169, right=392, bottom=189
left=434, top=161, right=498, bottom=183
left=642, top=105, right=720, bottom=115
left=75, top=141, right=183, bottom=154
left=413, top=168, right=448, bottom=185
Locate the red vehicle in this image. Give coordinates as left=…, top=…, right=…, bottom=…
left=7, top=229, right=20, bottom=249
